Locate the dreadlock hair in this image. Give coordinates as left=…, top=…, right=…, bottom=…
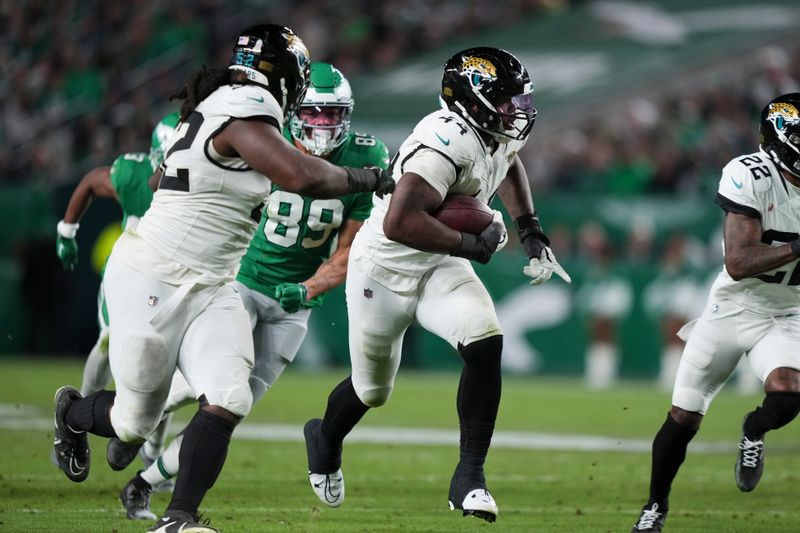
left=169, top=66, right=235, bottom=120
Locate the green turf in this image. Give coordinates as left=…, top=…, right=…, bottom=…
left=0, top=358, right=798, bottom=532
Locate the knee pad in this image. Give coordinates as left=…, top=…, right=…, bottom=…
left=115, top=330, right=169, bottom=394
left=672, top=386, right=708, bottom=415
left=110, top=405, right=160, bottom=444
left=204, top=382, right=253, bottom=418
left=355, top=384, right=392, bottom=408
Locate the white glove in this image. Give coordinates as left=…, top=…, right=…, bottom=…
left=523, top=246, right=571, bottom=285
left=492, top=210, right=508, bottom=252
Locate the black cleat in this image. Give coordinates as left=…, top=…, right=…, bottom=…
left=107, top=437, right=143, bottom=471
left=631, top=503, right=667, bottom=532
left=735, top=414, right=765, bottom=492
left=146, top=511, right=217, bottom=532
left=303, top=418, right=345, bottom=507
left=52, top=386, right=90, bottom=482
left=448, top=464, right=498, bottom=522
left=119, top=475, right=156, bottom=520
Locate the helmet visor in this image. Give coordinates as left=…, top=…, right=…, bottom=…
left=495, top=93, right=537, bottom=140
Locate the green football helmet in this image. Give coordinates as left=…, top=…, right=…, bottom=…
left=290, top=62, right=353, bottom=157
left=149, top=112, right=181, bottom=170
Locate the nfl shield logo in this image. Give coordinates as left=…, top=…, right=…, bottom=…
left=148, top=295, right=159, bottom=306
left=363, top=288, right=373, bottom=299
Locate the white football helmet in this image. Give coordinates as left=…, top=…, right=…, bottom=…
left=290, top=62, right=353, bottom=156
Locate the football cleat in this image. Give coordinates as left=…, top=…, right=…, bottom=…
left=735, top=414, right=765, bottom=492
left=146, top=511, right=217, bottom=533
left=631, top=502, right=667, bottom=532
left=304, top=418, right=344, bottom=507
left=107, top=437, right=143, bottom=471
left=448, top=465, right=498, bottom=522
left=52, top=386, right=90, bottom=482
left=448, top=488, right=498, bottom=522
left=119, top=476, right=156, bottom=520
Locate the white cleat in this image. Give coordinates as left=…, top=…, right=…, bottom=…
left=308, top=469, right=345, bottom=508
left=449, top=488, right=498, bottom=523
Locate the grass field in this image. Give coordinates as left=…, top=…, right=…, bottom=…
left=1, top=358, right=799, bottom=532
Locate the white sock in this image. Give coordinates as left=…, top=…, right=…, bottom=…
left=80, top=332, right=111, bottom=396
left=141, top=434, right=182, bottom=487
left=586, top=343, right=617, bottom=389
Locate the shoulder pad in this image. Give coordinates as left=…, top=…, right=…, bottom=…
left=410, top=110, right=476, bottom=166
left=348, top=132, right=390, bottom=169
left=201, top=84, right=283, bottom=126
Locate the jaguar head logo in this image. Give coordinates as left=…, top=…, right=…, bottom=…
left=461, top=56, right=497, bottom=88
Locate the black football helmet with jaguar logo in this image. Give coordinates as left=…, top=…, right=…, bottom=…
left=760, top=93, right=800, bottom=178
left=229, top=24, right=311, bottom=120
left=441, top=47, right=537, bottom=143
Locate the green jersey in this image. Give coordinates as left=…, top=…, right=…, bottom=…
left=109, top=152, right=154, bottom=229
left=237, top=130, right=390, bottom=307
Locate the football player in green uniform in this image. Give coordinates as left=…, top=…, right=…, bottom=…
left=117, top=62, right=389, bottom=520
left=56, top=112, right=180, bottom=397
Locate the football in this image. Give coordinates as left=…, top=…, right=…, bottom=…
left=433, top=194, right=494, bottom=235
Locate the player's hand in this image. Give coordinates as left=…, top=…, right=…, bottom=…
left=492, top=210, right=508, bottom=252
left=451, top=215, right=506, bottom=264
left=369, top=166, right=395, bottom=199
left=523, top=246, right=571, bottom=285
left=56, top=236, right=78, bottom=271
left=274, top=282, right=308, bottom=313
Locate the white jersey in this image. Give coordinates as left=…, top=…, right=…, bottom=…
left=123, top=84, right=283, bottom=283
left=711, top=149, right=800, bottom=315
left=352, top=109, right=527, bottom=291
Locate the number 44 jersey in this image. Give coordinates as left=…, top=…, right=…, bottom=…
left=713, top=150, right=800, bottom=315
left=236, top=129, right=389, bottom=307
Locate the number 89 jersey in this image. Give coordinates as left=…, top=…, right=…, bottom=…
left=712, top=150, right=800, bottom=314
left=236, top=129, right=389, bottom=307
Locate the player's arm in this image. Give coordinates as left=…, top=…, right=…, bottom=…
left=498, top=155, right=570, bottom=284
left=723, top=212, right=800, bottom=280
left=274, top=217, right=365, bottom=313
left=383, top=173, right=464, bottom=253
left=308, top=218, right=363, bottom=299
left=496, top=155, right=534, bottom=218
left=56, top=166, right=116, bottom=271
left=214, top=120, right=393, bottom=198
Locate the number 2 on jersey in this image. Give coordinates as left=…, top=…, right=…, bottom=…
left=264, top=190, right=344, bottom=249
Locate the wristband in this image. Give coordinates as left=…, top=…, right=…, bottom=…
left=344, top=167, right=377, bottom=193
left=57, top=220, right=80, bottom=239
left=791, top=239, right=800, bottom=258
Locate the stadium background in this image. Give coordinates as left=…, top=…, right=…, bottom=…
left=3, top=0, right=800, bottom=382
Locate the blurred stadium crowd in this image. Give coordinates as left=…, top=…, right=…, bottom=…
left=0, top=1, right=796, bottom=388
left=0, top=0, right=553, bottom=185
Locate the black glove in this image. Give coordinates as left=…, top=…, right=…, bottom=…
left=515, top=212, right=550, bottom=259
left=345, top=166, right=395, bottom=198
left=451, top=218, right=506, bottom=264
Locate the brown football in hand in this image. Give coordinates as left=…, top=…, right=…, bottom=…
left=432, top=194, right=494, bottom=235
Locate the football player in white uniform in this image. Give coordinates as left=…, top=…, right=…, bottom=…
left=51, top=24, right=393, bottom=533
left=632, top=93, right=800, bottom=533
left=302, top=47, right=570, bottom=523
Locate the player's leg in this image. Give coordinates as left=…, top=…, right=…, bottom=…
left=80, top=283, right=111, bottom=396
left=237, top=282, right=310, bottom=404
left=735, top=316, right=800, bottom=492
left=53, top=259, right=179, bottom=483
left=632, top=301, right=758, bottom=532
left=155, top=282, right=254, bottom=527
left=304, top=264, right=413, bottom=508
left=416, top=258, right=502, bottom=522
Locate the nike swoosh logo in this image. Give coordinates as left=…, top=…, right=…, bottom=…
left=435, top=133, right=450, bottom=146
left=68, top=456, right=86, bottom=476
left=324, top=475, right=342, bottom=503
left=247, top=96, right=265, bottom=103
left=731, top=177, right=743, bottom=189
left=150, top=519, right=178, bottom=533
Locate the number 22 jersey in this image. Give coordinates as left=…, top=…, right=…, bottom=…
left=713, top=150, right=800, bottom=315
